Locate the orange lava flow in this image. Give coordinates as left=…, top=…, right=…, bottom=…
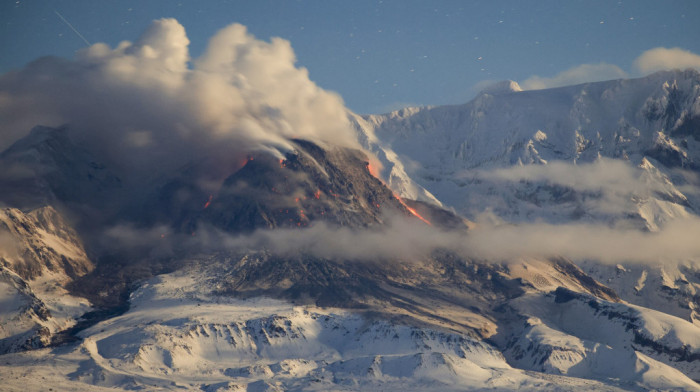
left=235, top=156, right=254, bottom=172
left=367, top=162, right=379, bottom=177
left=203, top=194, right=213, bottom=209
left=394, top=195, right=432, bottom=226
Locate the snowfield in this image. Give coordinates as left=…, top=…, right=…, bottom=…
left=4, top=268, right=686, bottom=391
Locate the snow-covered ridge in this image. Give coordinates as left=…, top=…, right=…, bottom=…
left=360, top=69, right=700, bottom=172
left=353, top=69, right=700, bottom=229
left=0, top=206, right=92, bottom=353
left=0, top=206, right=92, bottom=280
left=500, top=287, right=700, bottom=383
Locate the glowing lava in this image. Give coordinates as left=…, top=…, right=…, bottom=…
left=234, top=156, right=255, bottom=172
left=394, top=194, right=432, bottom=226
left=203, top=194, right=213, bottom=209
left=366, top=161, right=380, bottom=178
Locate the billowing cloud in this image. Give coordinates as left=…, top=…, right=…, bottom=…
left=633, top=47, right=700, bottom=74
left=520, top=63, right=628, bottom=90
left=0, top=19, right=360, bottom=180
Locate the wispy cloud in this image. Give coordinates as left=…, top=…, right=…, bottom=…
left=102, top=210, right=700, bottom=266
left=520, top=63, right=628, bottom=90
left=515, top=47, right=700, bottom=92
left=463, top=217, right=700, bottom=264
left=484, top=158, right=661, bottom=196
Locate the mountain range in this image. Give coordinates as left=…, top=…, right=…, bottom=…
left=1, top=70, right=699, bottom=391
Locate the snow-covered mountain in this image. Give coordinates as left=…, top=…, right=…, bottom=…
left=2, top=70, right=700, bottom=391
left=0, top=206, right=92, bottom=353
left=0, top=125, right=122, bottom=214
left=355, top=69, right=700, bottom=325
left=356, top=69, right=700, bottom=226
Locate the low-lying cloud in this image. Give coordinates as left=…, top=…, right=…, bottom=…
left=231, top=215, right=700, bottom=265
left=452, top=158, right=700, bottom=264
left=485, top=158, right=645, bottom=194
left=464, top=218, right=700, bottom=264
left=101, top=211, right=700, bottom=266
left=467, top=158, right=688, bottom=220
left=0, top=19, right=360, bottom=179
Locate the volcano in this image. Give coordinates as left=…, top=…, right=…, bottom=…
left=1, top=73, right=700, bottom=391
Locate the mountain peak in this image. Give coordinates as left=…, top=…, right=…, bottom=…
left=0, top=125, right=121, bottom=212
left=0, top=125, right=70, bottom=158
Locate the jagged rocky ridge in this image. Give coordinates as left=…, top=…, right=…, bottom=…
left=0, top=206, right=92, bottom=353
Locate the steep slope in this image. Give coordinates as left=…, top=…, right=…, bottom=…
left=132, top=138, right=444, bottom=235
left=350, top=112, right=443, bottom=206
left=205, top=139, right=422, bottom=232
left=580, top=261, right=700, bottom=324
left=0, top=206, right=93, bottom=353
left=0, top=125, right=122, bottom=213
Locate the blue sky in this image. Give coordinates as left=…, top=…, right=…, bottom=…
left=2, top=0, right=699, bottom=114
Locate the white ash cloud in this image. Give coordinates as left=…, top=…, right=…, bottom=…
left=0, top=18, right=360, bottom=180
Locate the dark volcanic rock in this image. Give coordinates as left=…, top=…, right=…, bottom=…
left=203, top=139, right=423, bottom=232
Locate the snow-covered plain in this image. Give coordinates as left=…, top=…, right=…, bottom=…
left=4, top=267, right=687, bottom=391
